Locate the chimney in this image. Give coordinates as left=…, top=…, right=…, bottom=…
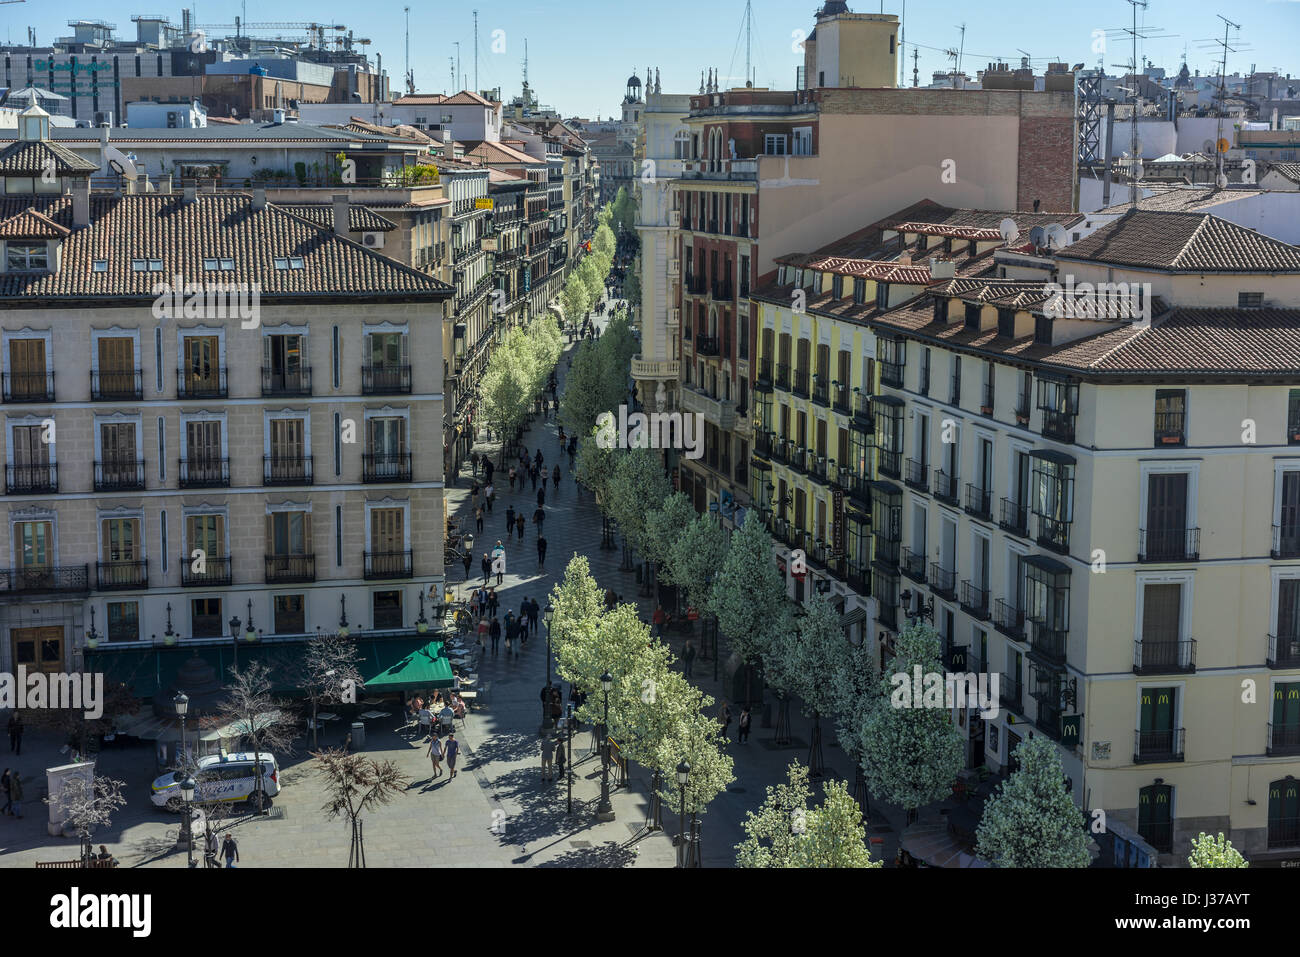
left=71, top=176, right=91, bottom=228
left=332, top=194, right=350, bottom=236
left=183, top=186, right=197, bottom=205
left=98, top=126, right=109, bottom=147
left=252, top=186, right=267, bottom=210
left=928, top=257, right=956, bottom=280
left=157, top=177, right=172, bottom=195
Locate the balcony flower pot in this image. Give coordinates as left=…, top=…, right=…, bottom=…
left=1015, top=414, right=1030, bottom=426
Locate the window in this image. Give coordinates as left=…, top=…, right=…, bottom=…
left=919, top=348, right=931, bottom=395
left=1034, top=315, right=1053, bottom=345
left=106, top=601, right=139, bottom=642
left=1154, top=389, right=1186, bottom=445
left=131, top=259, right=148, bottom=271
left=1036, top=378, right=1079, bottom=443
left=289, top=257, right=305, bottom=270
left=92, top=259, right=108, bottom=273
left=147, top=259, right=163, bottom=272
left=202, top=258, right=219, bottom=271
left=1289, top=389, right=1300, bottom=444
left=1031, top=450, right=1075, bottom=553
left=792, top=127, right=813, bottom=155
left=273, top=258, right=289, bottom=270
left=273, top=595, right=305, bottom=635
left=191, top=598, right=223, bottom=638
left=1268, top=777, right=1299, bottom=848
left=1142, top=472, right=1195, bottom=561
left=1238, top=292, right=1263, bottom=308
left=964, top=303, right=981, bottom=331
left=763, top=134, right=788, bottom=155
left=374, top=590, right=404, bottom=630
left=852, top=279, right=866, bottom=305
left=950, top=356, right=961, bottom=405
left=832, top=275, right=843, bottom=300
left=6, top=244, right=48, bottom=271
left=875, top=283, right=889, bottom=309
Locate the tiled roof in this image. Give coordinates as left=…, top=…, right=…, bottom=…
left=0, top=194, right=452, bottom=301
left=278, top=204, right=398, bottom=232
left=0, top=208, right=71, bottom=239
left=1093, top=185, right=1264, bottom=215
left=461, top=140, right=539, bottom=166
left=0, top=139, right=99, bottom=175
left=4, top=124, right=414, bottom=145
left=1076, top=308, right=1300, bottom=375
left=1057, top=210, right=1300, bottom=272
left=1266, top=163, right=1300, bottom=184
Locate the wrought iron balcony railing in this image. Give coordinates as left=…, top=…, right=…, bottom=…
left=1133, top=638, right=1197, bottom=675
left=179, top=457, right=230, bottom=489
left=1134, top=728, right=1185, bottom=764
left=181, top=555, right=232, bottom=587
left=91, top=369, right=143, bottom=401
left=1138, top=527, right=1200, bottom=563
left=96, top=560, right=148, bottom=591
left=364, top=550, right=414, bottom=580
left=264, top=553, right=316, bottom=584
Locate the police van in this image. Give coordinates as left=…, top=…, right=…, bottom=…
left=151, top=752, right=281, bottom=811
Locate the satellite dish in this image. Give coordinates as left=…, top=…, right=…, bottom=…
left=998, top=217, right=1020, bottom=243
left=103, top=145, right=140, bottom=180
left=1028, top=226, right=1047, bottom=249
left=1202, top=139, right=1216, bottom=154
left=1044, top=223, right=1069, bottom=249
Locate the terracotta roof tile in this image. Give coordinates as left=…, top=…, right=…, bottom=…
left=0, top=208, right=71, bottom=239
left=278, top=204, right=398, bottom=232
left=0, top=139, right=99, bottom=175
left=1057, top=210, right=1300, bottom=272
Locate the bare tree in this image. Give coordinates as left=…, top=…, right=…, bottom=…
left=212, top=660, right=298, bottom=813
left=296, top=631, right=364, bottom=751
left=44, top=773, right=127, bottom=865
left=314, top=749, right=410, bottom=868
left=22, top=679, right=139, bottom=762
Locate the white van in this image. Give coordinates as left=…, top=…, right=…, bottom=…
left=151, top=752, right=281, bottom=811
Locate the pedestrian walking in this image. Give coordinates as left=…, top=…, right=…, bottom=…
left=481, top=553, right=491, bottom=585
left=7, top=715, right=21, bottom=755
left=535, top=449, right=544, bottom=470
left=485, top=482, right=495, bottom=511
left=204, top=829, right=219, bottom=868
left=719, top=701, right=733, bottom=739
left=490, top=616, right=502, bottom=655
left=558, top=427, right=566, bottom=449
left=533, top=506, right=545, bottom=533
left=683, top=639, right=696, bottom=679
left=470, top=451, right=480, bottom=476
left=529, top=463, right=539, bottom=490
left=515, top=513, right=526, bottom=542
left=519, top=601, right=531, bottom=645
left=0, top=769, right=10, bottom=815
left=506, top=505, right=516, bottom=534
left=537, top=535, right=548, bottom=568
left=506, top=614, right=520, bottom=655
left=427, top=734, right=444, bottom=777
left=509, top=466, right=517, bottom=491
left=222, top=833, right=239, bottom=868
left=483, top=458, right=494, bottom=483
left=541, top=733, right=556, bottom=781
left=552, top=464, right=561, bottom=492
left=652, top=606, right=666, bottom=638
left=476, top=614, right=490, bottom=648
left=475, top=506, right=484, bottom=534
left=738, top=706, right=752, bottom=744
left=528, top=597, right=541, bottom=637
left=487, top=587, right=500, bottom=619
left=444, top=733, right=460, bottom=778
left=462, top=549, right=473, bottom=581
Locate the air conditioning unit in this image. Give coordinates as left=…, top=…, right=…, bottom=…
left=167, top=112, right=178, bottom=128
left=362, top=232, right=384, bottom=249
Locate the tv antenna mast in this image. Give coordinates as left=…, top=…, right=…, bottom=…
left=1212, top=14, right=1241, bottom=187
left=403, top=6, right=414, bottom=95
left=946, top=23, right=967, bottom=88
left=473, top=9, right=479, bottom=94
left=454, top=41, right=461, bottom=93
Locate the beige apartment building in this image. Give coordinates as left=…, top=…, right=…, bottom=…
left=0, top=101, right=452, bottom=685
left=756, top=206, right=1300, bottom=864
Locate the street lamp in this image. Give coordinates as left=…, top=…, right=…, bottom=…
left=543, top=603, right=554, bottom=686
left=174, top=691, right=192, bottom=862
left=180, top=775, right=196, bottom=868
left=676, top=760, right=690, bottom=868
left=596, top=670, right=615, bottom=821
left=565, top=702, right=575, bottom=815
left=416, top=591, right=429, bottom=634
left=338, top=595, right=350, bottom=637
left=229, top=615, right=241, bottom=668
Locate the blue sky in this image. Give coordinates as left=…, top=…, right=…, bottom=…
left=12, top=0, right=1299, bottom=118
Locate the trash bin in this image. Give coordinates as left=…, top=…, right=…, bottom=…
left=351, top=721, right=365, bottom=750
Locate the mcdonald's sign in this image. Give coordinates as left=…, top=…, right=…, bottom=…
left=1061, top=714, right=1081, bottom=747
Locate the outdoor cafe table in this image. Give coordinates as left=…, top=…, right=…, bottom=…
left=359, top=710, right=390, bottom=720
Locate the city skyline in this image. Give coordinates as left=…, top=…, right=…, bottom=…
left=7, top=0, right=1298, bottom=120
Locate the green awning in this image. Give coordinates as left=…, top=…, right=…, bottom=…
left=361, top=639, right=454, bottom=692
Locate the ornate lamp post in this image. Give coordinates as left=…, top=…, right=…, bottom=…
left=676, top=760, right=690, bottom=868
left=229, top=615, right=241, bottom=668
left=174, top=691, right=191, bottom=855
left=338, top=595, right=350, bottom=637
left=542, top=603, right=554, bottom=686
left=595, top=670, right=615, bottom=821
left=180, top=774, right=197, bottom=868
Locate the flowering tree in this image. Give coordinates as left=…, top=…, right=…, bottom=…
left=605, top=445, right=671, bottom=574
left=712, top=513, right=788, bottom=704
left=1187, top=832, right=1248, bottom=868
left=562, top=272, right=591, bottom=326
left=662, top=511, right=728, bottom=616
left=735, top=762, right=881, bottom=868
left=859, top=621, right=964, bottom=820
left=768, top=591, right=848, bottom=775
left=975, top=735, right=1090, bottom=868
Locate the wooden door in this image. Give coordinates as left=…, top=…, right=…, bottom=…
left=183, top=336, right=218, bottom=391
left=10, top=625, right=63, bottom=675
left=10, top=338, right=45, bottom=397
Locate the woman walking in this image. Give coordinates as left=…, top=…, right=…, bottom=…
left=427, top=734, right=444, bottom=778
left=475, top=506, right=484, bottom=534
left=552, top=464, right=561, bottom=493
left=515, top=513, right=526, bottom=542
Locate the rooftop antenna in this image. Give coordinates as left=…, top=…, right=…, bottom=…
left=1212, top=14, right=1241, bottom=188
left=454, top=41, right=461, bottom=93
left=745, top=0, right=752, bottom=89
left=899, top=0, right=906, bottom=87
left=473, top=10, right=479, bottom=94
left=449, top=57, right=455, bottom=95
left=912, top=48, right=919, bottom=88
left=404, top=6, right=414, bottom=96
left=955, top=23, right=966, bottom=87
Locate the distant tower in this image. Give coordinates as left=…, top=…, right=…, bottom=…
left=622, top=70, right=643, bottom=127
left=624, top=70, right=643, bottom=105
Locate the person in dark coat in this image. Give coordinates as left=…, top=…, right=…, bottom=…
left=490, top=616, right=502, bottom=655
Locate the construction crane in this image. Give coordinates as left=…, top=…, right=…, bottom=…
left=197, top=20, right=346, bottom=47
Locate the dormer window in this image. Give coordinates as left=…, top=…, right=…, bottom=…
left=92, top=259, right=108, bottom=272
left=147, top=260, right=163, bottom=272
left=203, top=258, right=219, bottom=271
left=274, top=258, right=289, bottom=270
left=131, top=259, right=147, bottom=272
left=220, top=258, right=234, bottom=270
left=289, top=257, right=305, bottom=270
left=7, top=244, right=48, bottom=271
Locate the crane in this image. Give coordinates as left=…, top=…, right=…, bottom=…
left=197, top=21, right=346, bottom=48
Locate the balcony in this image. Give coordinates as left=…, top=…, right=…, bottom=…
left=1028, top=622, right=1067, bottom=665
left=695, top=335, right=722, bottom=357
left=1269, top=817, right=1300, bottom=849
left=980, top=383, right=995, bottom=417
left=1268, top=723, right=1300, bottom=757
left=844, top=471, right=870, bottom=508
left=261, top=366, right=313, bottom=397
left=852, top=392, right=872, bottom=426
left=96, top=560, right=148, bottom=591
left=901, top=547, right=927, bottom=583
left=999, top=498, right=1029, bottom=537
left=1133, top=728, right=1185, bottom=764
left=1015, top=399, right=1032, bottom=428
left=264, top=554, right=316, bottom=584
left=94, top=459, right=145, bottom=492
left=791, top=369, right=809, bottom=399
left=880, top=362, right=904, bottom=389
left=1036, top=515, right=1071, bottom=555
left=177, top=368, right=228, bottom=399
left=263, top=455, right=314, bottom=486
left=1272, top=523, right=1300, bottom=560
left=756, top=359, right=773, bottom=388
left=904, top=458, right=929, bottom=492
left=362, top=452, right=413, bottom=483
left=1133, top=639, right=1197, bottom=675
left=964, top=484, right=992, bottom=520
left=933, top=469, right=958, bottom=503
left=709, top=280, right=733, bottom=302
left=181, top=556, right=231, bottom=587
left=2, top=371, right=54, bottom=403
left=832, top=383, right=850, bottom=414
left=775, top=363, right=791, bottom=390
left=631, top=357, right=680, bottom=381
left=993, top=599, right=1025, bottom=640
left=876, top=538, right=901, bottom=569
left=811, top=377, right=829, bottom=407
left=1040, top=409, right=1076, bottom=443
left=1138, top=527, right=1200, bottom=563
left=1267, top=632, right=1300, bottom=669
left=364, top=550, right=414, bottom=580
left=679, top=385, right=737, bottom=431
left=91, top=369, right=143, bottom=401
left=0, top=564, right=89, bottom=595
left=179, top=457, right=230, bottom=489
left=1154, top=410, right=1185, bottom=446
left=877, top=449, right=902, bottom=480
left=960, top=580, right=991, bottom=620
left=929, top=563, right=957, bottom=600
left=807, top=454, right=828, bottom=483
left=684, top=275, right=707, bottom=297
left=5, top=462, right=56, bottom=495
left=999, top=672, right=1023, bottom=712
left=361, top=363, right=412, bottom=395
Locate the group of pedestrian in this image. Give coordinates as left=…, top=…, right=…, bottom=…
left=427, top=730, right=460, bottom=780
